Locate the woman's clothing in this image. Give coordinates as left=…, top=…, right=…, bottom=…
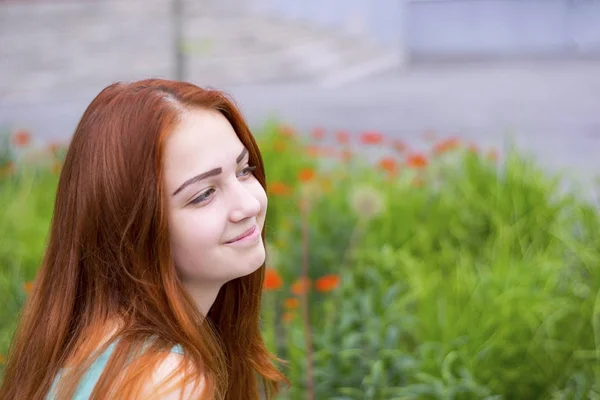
left=47, top=341, right=184, bottom=399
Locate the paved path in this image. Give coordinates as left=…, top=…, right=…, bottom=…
left=1, top=2, right=599, bottom=199
left=221, top=61, right=600, bottom=198
left=3, top=60, right=600, bottom=187
left=0, top=0, right=396, bottom=103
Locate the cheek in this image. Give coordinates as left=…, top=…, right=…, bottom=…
left=169, top=212, right=222, bottom=261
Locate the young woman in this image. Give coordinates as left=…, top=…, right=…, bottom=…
left=0, top=79, right=288, bottom=399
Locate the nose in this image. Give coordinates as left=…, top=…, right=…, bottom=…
left=227, top=180, right=261, bottom=223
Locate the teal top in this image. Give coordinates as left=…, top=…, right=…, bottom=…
left=47, top=342, right=184, bottom=399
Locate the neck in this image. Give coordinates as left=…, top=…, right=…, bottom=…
left=181, top=281, right=222, bottom=316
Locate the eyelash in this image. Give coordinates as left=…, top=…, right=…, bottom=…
left=189, top=165, right=257, bottom=206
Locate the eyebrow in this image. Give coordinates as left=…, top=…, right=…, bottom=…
left=172, top=148, right=248, bottom=196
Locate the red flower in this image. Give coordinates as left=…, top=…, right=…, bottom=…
left=487, top=149, right=499, bottom=162
left=359, top=131, right=384, bottom=145
left=406, top=153, right=428, bottom=168
left=274, top=140, right=286, bottom=152
left=23, top=281, right=34, bottom=294
left=315, top=274, right=340, bottom=292
left=291, top=277, right=311, bottom=295
left=12, top=129, right=31, bottom=147
left=306, top=145, right=320, bottom=157
left=412, top=176, right=425, bottom=188
left=298, top=168, right=316, bottom=183
left=284, top=298, right=299, bottom=309
left=335, top=130, right=350, bottom=144
left=392, top=140, right=406, bottom=153
left=340, top=149, right=354, bottom=162
left=263, top=268, right=283, bottom=291
left=48, top=142, right=61, bottom=156
left=278, top=125, right=296, bottom=138
left=378, top=157, right=398, bottom=176
left=323, top=146, right=341, bottom=158
left=282, top=312, right=295, bottom=323
left=433, top=137, right=460, bottom=155
left=311, top=127, right=325, bottom=141
left=268, top=182, right=293, bottom=196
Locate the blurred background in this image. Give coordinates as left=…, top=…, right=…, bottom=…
left=2, top=0, right=600, bottom=398
left=1, top=0, right=600, bottom=186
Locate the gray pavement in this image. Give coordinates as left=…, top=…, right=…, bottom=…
left=228, top=61, right=600, bottom=198
left=1, top=1, right=599, bottom=200
left=2, top=60, right=600, bottom=182
left=0, top=0, right=396, bottom=102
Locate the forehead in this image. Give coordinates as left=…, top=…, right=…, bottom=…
left=163, top=108, right=244, bottom=180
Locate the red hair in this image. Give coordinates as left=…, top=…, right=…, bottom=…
left=0, top=79, right=288, bottom=399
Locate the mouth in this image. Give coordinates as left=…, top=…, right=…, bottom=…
left=225, top=225, right=258, bottom=244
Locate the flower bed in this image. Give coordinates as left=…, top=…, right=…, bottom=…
left=1, top=124, right=599, bottom=399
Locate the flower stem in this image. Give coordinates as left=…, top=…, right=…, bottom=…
left=338, top=218, right=367, bottom=276
left=300, top=195, right=315, bottom=400
left=326, top=219, right=367, bottom=337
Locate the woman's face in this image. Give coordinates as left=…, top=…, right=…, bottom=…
left=163, top=108, right=267, bottom=289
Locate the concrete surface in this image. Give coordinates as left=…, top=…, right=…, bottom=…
left=1, top=1, right=599, bottom=200
left=0, top=0, right=397, bottom=102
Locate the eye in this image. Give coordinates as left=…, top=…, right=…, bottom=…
left=188, top=166, right=256, bottom=206
left=238, top=165, right=257, bottom=178
left=189, top=188, right=215, bottom=205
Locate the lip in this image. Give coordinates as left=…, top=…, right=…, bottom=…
left=226, top=225, right=258, bottom=244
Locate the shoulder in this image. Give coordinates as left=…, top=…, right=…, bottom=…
left=139, top=346, right=207, bottom=400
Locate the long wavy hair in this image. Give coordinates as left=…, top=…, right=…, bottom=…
left=0, top=79, right=288, bottom=400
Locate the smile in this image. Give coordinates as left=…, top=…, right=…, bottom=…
left=225, top=225, right=260, bottom=245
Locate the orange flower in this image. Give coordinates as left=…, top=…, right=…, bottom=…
left=282, top=312, right=295, bottom=323
left=315, top=274, right=340, bottom=293
left=433, top=137, right=460, bottom=155
left=340, top=149, right=353, bottom=162
left=487, top=149, right=499, bottom=162
left=306, top=145, right=320, bottom=157
left=359, top=131, right=384, bottom=145
left=392, top=139, right=406, bottom=153
left=291, top=277, right=311, bottom=295
left=298, top=168, right=316, bottom=183
left=406, top=153, right=428, bottom=168
left=284, top=297, right=299, bottom=309
left=335, top=130, right=350, bottom=144
left=378, top=157, right=398, bottom=176
left=311, top=127, right=325, bottom=141
left=268, top=181, right=292, bottom=196
left=263, top=268, right=283, bottom=291
left=306, top=145, right=337, bottom=159
left=12, top=129, right=31, bottom=147
left=48, top=142, right=61, bottom=156
left=412, top=176, right=424, bottom=188
left=278, top=125, right=296, bottom=138
left=23, top=281, right=34, bottom=294
left=274, top=140, right=286, bottom=152
left=320, top=146, right=339, bottom=158
left=467, top=143, right=478, bottom=154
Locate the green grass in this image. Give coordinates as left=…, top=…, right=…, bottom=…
left=1, top=123, right=600, bottom=399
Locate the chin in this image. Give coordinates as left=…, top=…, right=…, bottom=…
left=238, top=248, right=266, bottom=278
